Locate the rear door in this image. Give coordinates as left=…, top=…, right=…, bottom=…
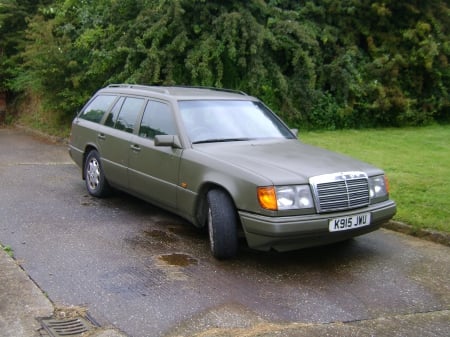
left=70, top=94, right=117, bottom=164
left=128, top=100, right=182, bottom=208
left=97, top=96, right=146, bottom=189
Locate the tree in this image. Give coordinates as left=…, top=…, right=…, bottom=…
left=0, top=0, right=51, bottom=90
left=7, top=0, right=450, bottom=128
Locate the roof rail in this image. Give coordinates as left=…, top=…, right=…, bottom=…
left=106, top=84, right=170, bottom=94
left=172, top=85, right=247, bottom=96
left=106, top=84, right=248, bottom=96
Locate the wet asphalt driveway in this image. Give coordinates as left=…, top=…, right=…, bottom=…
left=0, top=128, right=449, bottom=337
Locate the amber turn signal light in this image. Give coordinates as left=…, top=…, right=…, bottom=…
left=257, top=186, right=278, bottom=211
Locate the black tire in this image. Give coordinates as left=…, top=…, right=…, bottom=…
left=206, top=189, right=239, bottom=259
left=84, top=150, right=111, bottom=197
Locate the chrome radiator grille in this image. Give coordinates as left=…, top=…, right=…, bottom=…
left=310, top=172, right=370, bottom=213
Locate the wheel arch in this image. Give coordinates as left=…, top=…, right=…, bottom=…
left=82, top=144, right=99, bottom=180
left=193, top=182, right=241, bottom=230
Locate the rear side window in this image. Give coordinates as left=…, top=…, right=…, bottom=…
left=139, top=101, right=177, bottom=139
left=115, top=97, right=146, bottom=133
left=104, top=97, right=125, bottom=127
left=80, top=95, right=117, bottom=123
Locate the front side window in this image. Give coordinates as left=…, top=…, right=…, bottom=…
left=80, top=95, right=117, bottom=123
left=139, top=101, right=177, bottom=139
left=114, top=97, right=145, bottom=133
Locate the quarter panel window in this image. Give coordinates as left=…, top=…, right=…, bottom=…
left=80, top=95, right=117, bottom=123
left=139, top=101, right=177, bottom=139
left=115, top=97, right=145, bottom=133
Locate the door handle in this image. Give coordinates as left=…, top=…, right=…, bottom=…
left=98, top=133, right=106, bottom=140
left=130, top=144, right=141, bottom=152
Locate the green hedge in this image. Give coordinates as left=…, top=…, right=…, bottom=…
left=2, top=0, right=449, bottom=129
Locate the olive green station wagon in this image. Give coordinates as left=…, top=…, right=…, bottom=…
left=69, top=84, right=396, bottom=259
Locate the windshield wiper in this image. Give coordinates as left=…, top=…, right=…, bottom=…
left=192, top=138, right=253, bottom=144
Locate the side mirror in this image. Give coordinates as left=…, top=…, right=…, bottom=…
left=154, top=135, right=182, bottom=149
left=290, top=128, right=299, bottom=138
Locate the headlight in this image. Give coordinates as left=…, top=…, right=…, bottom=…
left=369, top=175, right=389, bottom=199
left=258, top=185, right=314, bottom=211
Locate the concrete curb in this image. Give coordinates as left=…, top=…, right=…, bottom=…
left=0, top=248, right=53, bottom=337
left=0, top=247, right=128, bottom=337
left=383, top=220, right=450, bottom=247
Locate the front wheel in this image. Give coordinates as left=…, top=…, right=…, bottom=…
left=84, top=150, right=111, bottom=197
left=206, top=189, right=239, bottom=259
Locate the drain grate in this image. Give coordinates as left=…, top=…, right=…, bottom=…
left=40, top=316, right=96, bottom=337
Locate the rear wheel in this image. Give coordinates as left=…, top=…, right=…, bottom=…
left=84, top=150, right=111, bottom=197
left=206, top=189, right=239, bottom=259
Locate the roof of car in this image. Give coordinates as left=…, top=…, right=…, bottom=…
left=99, top=84, right=255, bottom=100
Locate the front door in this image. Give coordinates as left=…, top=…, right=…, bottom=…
left=128, top=100, right=181, bottom=208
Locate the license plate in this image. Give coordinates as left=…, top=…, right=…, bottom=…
left=329, top=213, right=371, bottom=232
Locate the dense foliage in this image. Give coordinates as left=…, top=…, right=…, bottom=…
left=1, top=0, right=449, bottom=129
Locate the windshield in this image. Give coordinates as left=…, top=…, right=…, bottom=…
left=178, top=100, right=295, bottom=144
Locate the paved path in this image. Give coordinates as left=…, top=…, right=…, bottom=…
left=0, top=127, right=449, bottom=337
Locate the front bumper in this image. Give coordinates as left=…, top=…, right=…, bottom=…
left=239, top=200, right=396, bottom=252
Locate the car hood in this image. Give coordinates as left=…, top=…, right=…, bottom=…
left=194, top=139, right=382, bottom=185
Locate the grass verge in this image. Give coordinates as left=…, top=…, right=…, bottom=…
left=10, top=90, right=70, bottom=139
left=301, top=124, right=450, bottom=233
